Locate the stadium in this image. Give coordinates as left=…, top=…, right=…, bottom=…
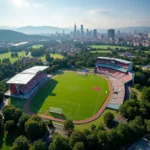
left=95, top=57, right=134, bottom=109
left=5, top=57, right=134, bottom=124
left=5, top=66, right=50, bottom=99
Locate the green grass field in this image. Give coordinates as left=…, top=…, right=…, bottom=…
left=0, top=52, right=26, bottom=63
left=90, top=45, right=129, bottom=50
left=75, top=109, right=118, bottom=130
left=31, top=44, right=43, bottom=49
left=28, top=72, right=109, bottom=120
left=91, top=50, right=111, bottom=53
left=38, top=53, right=64, bottom=61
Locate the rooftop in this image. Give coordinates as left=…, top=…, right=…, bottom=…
left=6, top=66, right=49, bottom=85
left=98, top=57, right=132, bottom=64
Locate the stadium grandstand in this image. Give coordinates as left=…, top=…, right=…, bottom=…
left=95, top=57, right=134, bottom=110
left=5, top=66, right=49, bottom=99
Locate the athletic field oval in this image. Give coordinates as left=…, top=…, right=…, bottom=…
left=28, top=72, right=109, bottom=120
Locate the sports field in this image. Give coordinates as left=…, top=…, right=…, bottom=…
left=0, top=51, right=26, bottom=63
left=90, top=45, right=129, bottom=50
left=31, top=44, right=43, bottom=49
left=28, top=71, right=109, bottom=120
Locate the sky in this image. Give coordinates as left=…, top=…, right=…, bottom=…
left=0, top=0, right=150, bottom=29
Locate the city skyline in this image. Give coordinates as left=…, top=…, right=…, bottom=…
left=0, top=0, right=150, bottom=28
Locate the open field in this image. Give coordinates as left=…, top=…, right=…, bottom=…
left=144, top=51, right=150, bottom=53
left=0, top=51, right=26, bottom=63
left=90, top=45, right=130, bottom=50
left=38, top=53, right=64, bottom=61
left=31, top=44, right=43, bottom=49
left=28, top=72, right=109, bottom=120
left=91, top=50, right=111, bottom=53
left=75, top=109, right=118, bottom=130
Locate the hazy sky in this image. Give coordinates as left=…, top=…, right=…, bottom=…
left=0, top=0, right=150, bottom=28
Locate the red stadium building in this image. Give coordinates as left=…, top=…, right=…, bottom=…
left=95, top=57, right=134, bottom=110
left=5, top=66, right=49, bottom=99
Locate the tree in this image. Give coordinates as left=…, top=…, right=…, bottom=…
left=32, top=139, right=46, bottom=150
left=12, top=135, right=30, bottom=150
left=18, top=114, right=30, bottom=132
left=86, top=133, right=97, bottom=150
left=108, top=128, right=123, bottom=148
left=97, top=130, right=110, bottom=149
left=141, top=87, right=150, bottom=101
left=63, top=120, right=74, bottom=133
left=2, top=106, right=22, bottom=123
left=45, top=51, right=51, bottom=62
left=73, top=142, right=85, bottom=150
left=0, top=92, right=4, bottom=103
left=135, top=72, right=146, bottom=85
left=145, top=120, right=150, bottom=132
left=90, top=124, right=96, bottom=131
left=130, top=92, right=137, bottom=100
left=49, top=135, right=69, bottom=150
left=4, top=120, right=15, bottom=132
left=25, top=115, right=47, bottom=140
left=116, top=123, right=132, bottom=144
left=69, top=130, right=86, bottom=148
left=0, top=113, right=3, bottom=130
left=128, top=116, right=146, bottom=138
left=103, top=112, right=114, bottom=126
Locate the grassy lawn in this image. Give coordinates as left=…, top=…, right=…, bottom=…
left=28, top=72, right=109, bottom=120
left=144, top=51, right=150, bottom=53
left=38, top=53, right=64, bottom=61
left=91, top=50, right=111, bottom=53
left=90, top=45, right=129, bottom=50
left=31, top=44, right=43, bottom=49
left=131, top=88, right=142, bottom=100
left=0, top=51, right=26, bottom=63
left=75, top=109, right=118, bottom=130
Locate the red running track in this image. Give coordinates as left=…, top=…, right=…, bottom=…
left=23, top=74, right=113, bottom=125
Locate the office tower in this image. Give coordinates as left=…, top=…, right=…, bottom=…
left=74, top=24, right=76, bottom=36
left=86, top=29, right=89, bottom=37
left=93, top=29, right=97, bottom=38
left=108, top=29, right=115, bottom=40
left=81, top=25, right=84, bottom=35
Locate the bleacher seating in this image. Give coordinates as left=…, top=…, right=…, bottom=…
left=96, top=66, right=132, bottom=83
left=19, top=72, right=47, bottom=94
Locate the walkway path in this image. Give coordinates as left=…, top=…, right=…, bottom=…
left=23, top=73, right=113, bottom=125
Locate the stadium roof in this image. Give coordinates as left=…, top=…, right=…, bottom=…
left=97, top=64, right=128, bottom=72
left=6, top=66, right=49, bottom=85
left=22, top=66, right=49, bottom=74
left=98, top=57, right=132, bottom=64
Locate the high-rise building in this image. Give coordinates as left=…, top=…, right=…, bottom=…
left=86, top=29, right=89, bottom=37
left=148, top=33, right=150, bottom=39
left=93, top=29, right=97, bottom=38
left=74, top=24, right=76, bottom=36
left=81, top=25, right=84, bottom=35
left=108, top=29, right=115, bottom=40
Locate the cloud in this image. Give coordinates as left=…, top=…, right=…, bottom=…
left=88, top=9, right=109, bottom=14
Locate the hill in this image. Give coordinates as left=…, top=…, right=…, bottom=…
left=0, top=30, right=49, bottom=41
left=15, top=26, right=70, bottom=34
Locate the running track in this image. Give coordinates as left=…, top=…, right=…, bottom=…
left=23, top=74, right=113, bottom=125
